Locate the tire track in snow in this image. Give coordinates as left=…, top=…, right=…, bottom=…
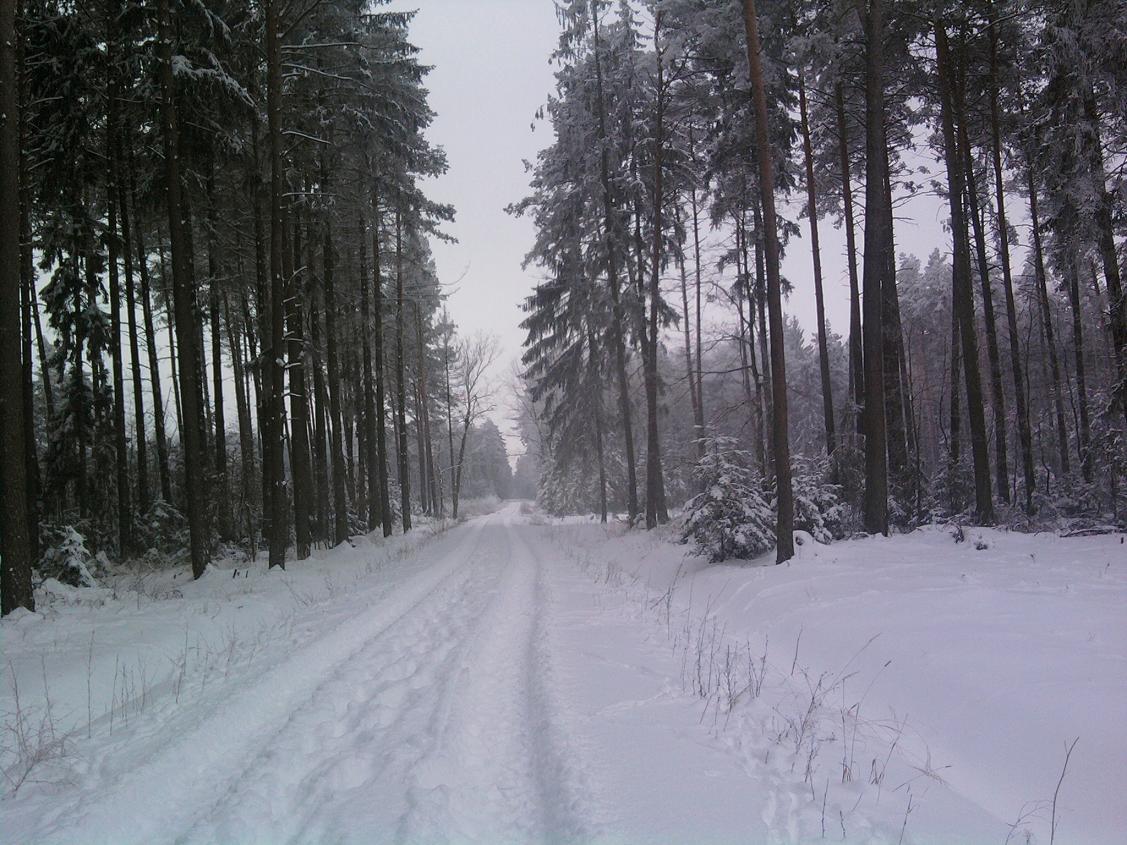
left=29, top=517, right=492, bottom=845
left=395, top=509, right=574, bottom=844
left=180, top=516, right=513, bottom=845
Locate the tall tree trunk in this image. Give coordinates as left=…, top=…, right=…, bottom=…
left=949, top=284, right=963, bottom=509
left=588, top=327, right=609, bottom=524
left=1063, top=254, right=1092, bottom=480
left=371, top=195, right=392, bottom=536
left=223, top=288, right=256, bottom=554
left=106, top=28, right=132, bottom=556
left=955, top=65, right=1009, bottom=504
left=936, top=23, right=993, bottom=525
left=107, top=145, right=132, bottom=557
left=734, top=218, right=762, bottom=467
left=443, top=322, right=457, bottom=519
left=308, top=241, right=331, bottom=544
left=880, top=160, right=911, bottom=497
left=206, top=159, right=229, bottom=539
left=413, top=311, right=430, bottom=516
left=858, top=0, right=890, bottom=534
left=157, top=239, right=184, bottom=447
left=1082, top=92, right=1127, bottom=430
left=1026, top=155, right=1071, bottom=476
left=18, top=20, right=39, bottom=560
left=592, top=11, right=639, bottom=524
left=1, top=0, right=34, bottom=614
left=116, top=140, right=149, bottom=515
left=359, top=210, right=380, bottom=532
left=688, top=143, right=706, bottom=457
left=988, top=1, right=1035, bottom=512
left=644, top=12, right=669, bottom=528
left=675, top=206, right=699, bottom=460
left=129, top=149, right=172, bottom=504
left=414, top=306, right=436, bottom=517
left=394, top=198, right=412, bottom=532
left=742, top=0, right=794, bottom=563
left=836, top=83, right=864, bottom=434
left=319, top=152, right=348, bottom=545
left=287, top=207, right=313, bottom=559
left=158, top=0, right=208, bottom=576
left=799, top=69, right=836, bottom=455
left=264, top=0, right=288, bottom=568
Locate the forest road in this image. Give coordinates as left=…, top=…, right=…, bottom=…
left=31, top=503, right=596, bottom=845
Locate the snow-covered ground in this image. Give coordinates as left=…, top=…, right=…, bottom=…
left=2, top=503, right=1124, bottom=844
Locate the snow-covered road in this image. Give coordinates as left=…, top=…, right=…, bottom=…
left=5, top=503, right=1123, bottom=844
left=10, top=507, right=593, bottom=844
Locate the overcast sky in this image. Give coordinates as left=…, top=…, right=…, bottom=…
left=396, top=1, right=978, bottom=450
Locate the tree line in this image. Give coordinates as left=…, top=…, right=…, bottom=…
left=0, top=0, right=507, bottom=616
left=515, top=0, right=1125, bottom=560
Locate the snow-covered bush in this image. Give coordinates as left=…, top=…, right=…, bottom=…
left=37, top=525, right=104, bottom=588
left=791, top=456, right=851, bottom=543
left=681, top=437, right=774, bottom=562
left=132, top=500, right=188, bottom=556
left=929, top=459, right=973, bottom=520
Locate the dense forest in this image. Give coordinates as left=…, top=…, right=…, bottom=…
left=514, top=0, right=1125, bottom=561
left=0, top=0, right=516, bottom=616
left=1, top=0, right=1125, bottom=615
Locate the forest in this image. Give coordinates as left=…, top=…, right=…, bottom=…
left=513, top=0, right=1125, bottom=562
left=0, top=0, right=1124, bottom=601
left=1, top=2, right=1125, bottom=842
left=0, top=0, right=519, bottom=616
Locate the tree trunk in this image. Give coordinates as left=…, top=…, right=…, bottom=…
left=799, top=69, right=836, bottom=455
left=858, top=0, right=890, bottom=534
left=116, top=140, right=149, bottom=515
left=223, top=288, right=256, bottom=555
left=105, top=25, right=132, bottom=556
left=1026, top=156, right=1071, bottom=477
left=592, top=11, right=639, bottom=524
left=413, top=313, right=429, bottom=516
left=936, top=23, right=993, bottom=525
left=129, top=147, right=172, bottom=504
left=1064, top=254, right=1092, bottom=480
left=1082, top=92, right=1127, bottom=430
left=688, top=146, right=706, bottom=458
left=644, top=12, right=669, bottom=529
left=18, top=37, right=40, bottom=560
left=394, top=198, right=412, bottom=532
left=988, top=2, right=1035, bottom=512
left=955, top=66, right=1009, bottom=504
left=319, top=151, right=349, bottom=546
left=206, top=158, right=229, bottom=539
left=359, top=210, right=380, bottom=532
left=371, top=194, right=392, bottom=536
left=949, top=285, right=962, bottom=508
left=836, top=83, right=864, bottom=435
left=265, top=0, right=289, bottom=569
left=443, top=323, right=457, bottom=519
left=106, top=144, right=132, bottom=557
left=158, top=0, right=209, bottom=577
left=675, top=207, right=699, bottom=460
left=1, top=0, right=34, bottom=614
left=587, top=327, right=609, bottom=523
left=308, top=237, right=331, bottom=544
left=287, top=208, right=313, bottom=559
left=742, top=0, right=794, bottom=563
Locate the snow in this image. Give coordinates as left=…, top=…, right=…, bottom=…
left=2, top=504, right=1124, bottom=844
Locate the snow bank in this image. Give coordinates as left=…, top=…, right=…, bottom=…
left=549, top=520, right=1127, bottom=844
